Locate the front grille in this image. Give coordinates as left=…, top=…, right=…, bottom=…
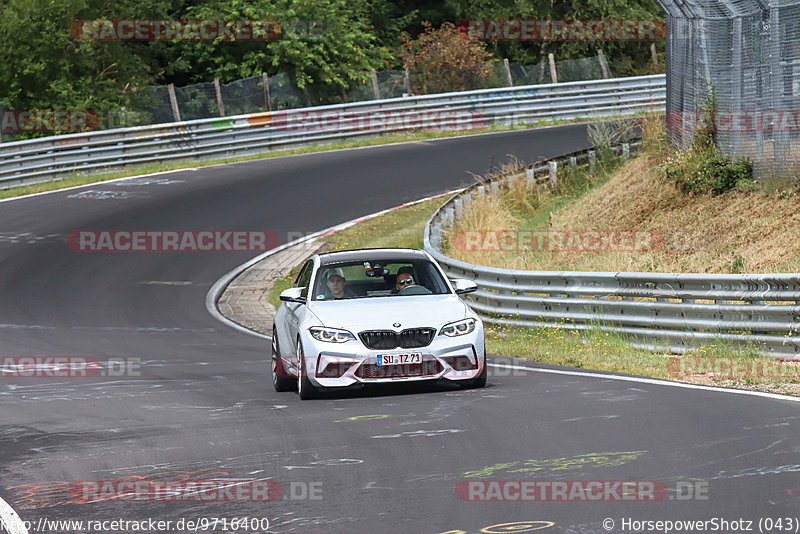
left=355, top=360, right=443, bottom=379
left=359, top=328, right=436, bottom=350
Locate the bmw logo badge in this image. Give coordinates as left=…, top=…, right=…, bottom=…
left=393, top=322, right=401, bottom=328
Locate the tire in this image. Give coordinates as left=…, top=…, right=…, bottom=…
left=460, top=355, right=487, bottom=389
left=271, top=326, right=295, bottom=392
left=297, top=339, right=320, bottom=400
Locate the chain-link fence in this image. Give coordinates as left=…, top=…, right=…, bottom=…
left=659, top=0, right=800, bottom=178
left=2, top=55, right=613, bottom=138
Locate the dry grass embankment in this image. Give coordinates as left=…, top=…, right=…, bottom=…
left=444, top=117, right=800, bottom=273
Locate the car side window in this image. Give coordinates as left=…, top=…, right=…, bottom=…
left=294, top=260, right=314, bottom=297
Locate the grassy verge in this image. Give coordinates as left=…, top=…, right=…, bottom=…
left=442, top=115, right=800, bottom=273
left=263, top=178, right=799, bottom=396
left=0, top=115, right=614, bottom=201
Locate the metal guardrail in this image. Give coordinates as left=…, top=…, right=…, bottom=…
left=0, top=74, right=665, bottom=190
left=424, top=145, right=800, bottom=359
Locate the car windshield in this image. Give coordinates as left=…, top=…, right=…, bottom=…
left=311, top=258, right=451, bottom=300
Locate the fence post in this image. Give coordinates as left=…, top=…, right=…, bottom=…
left=262, top=73, right=272, bottom=112
left=489, top=181, right=499, bottom=196
left=404, top=69, right=411, bottom=96
left=597, top=49, right=610, bottom=79
left=622, top=143, right=630, bottom=159
left=371, top=72, right=380, bottom=100
left=213, top=78, right=226, bottom=117
left=569, top=156, right=577, bottom=169
left=503, top=58, right=514, bottom=87
left=650, top=43, right=658, bottom=66
left=548, top=53, right=558, bottom=84
left=549, top=161, right=558, bottom=186
left=167, top=83, right=182, bottom=122
left=588, top=150, right=596, bottom=171
left=454, top=198, right=463, bottom=219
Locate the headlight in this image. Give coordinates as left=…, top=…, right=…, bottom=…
left=309, top=327, right=356, bottom=343
left=439, top=318, right=476, bottom=337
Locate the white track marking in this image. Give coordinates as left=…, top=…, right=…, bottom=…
left=0, top=496, right=28, bottom=534
left=0, top=168, right=198, bottom=204
left=487, top=363, right=800, bottom=403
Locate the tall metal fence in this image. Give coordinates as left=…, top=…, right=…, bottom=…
left=659, top=0, right=800, bottom=177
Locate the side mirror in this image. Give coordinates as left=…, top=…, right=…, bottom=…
left=280, top=287, right=306, bottom=304
left=452, top=279, right=478, bottom=295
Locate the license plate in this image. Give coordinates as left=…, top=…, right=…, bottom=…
left=377, top=353, right=422, bottom=366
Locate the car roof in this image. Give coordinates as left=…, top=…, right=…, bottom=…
left=317, top=248, right=428, bottom=266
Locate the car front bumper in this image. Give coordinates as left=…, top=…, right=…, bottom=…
left=300, top=326, right=485, bottom=388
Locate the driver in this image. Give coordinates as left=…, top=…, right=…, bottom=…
left=392, top=266, right=416, bottom=294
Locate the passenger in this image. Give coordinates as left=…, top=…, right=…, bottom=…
left=325, top=268, right=356, bottom=299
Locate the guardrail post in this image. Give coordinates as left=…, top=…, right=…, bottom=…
left=549, top=161, right=558, bottom=186
left=444, top=207, right=455, bottom=226
left=525, top=168, right=535, bottom=186
left=588, top=150, right=596, bottom=171
left=569, top=156, right=577, bottom=169
left=490, top=181, right=499, bottom=196
left=431, top=223, right=442, bottom=248
left=454, top=198, right=463, bottom=220
left=477, top=185, right=486, bottom=198
left=622, top=143, right=630, bottom=159
left=463, top=193, right=471, bottom=208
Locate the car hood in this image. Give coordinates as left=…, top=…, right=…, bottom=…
left=307, top=294, right=469, bottom=332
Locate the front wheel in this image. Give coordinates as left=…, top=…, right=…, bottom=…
left=297, top=340, right=320, bottom=400
left=272, top=327, right=295, bottom=392
left=460, top=355, right=487, bottom=389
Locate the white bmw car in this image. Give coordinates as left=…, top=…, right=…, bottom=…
left=271, top=248, right=486, bottom=399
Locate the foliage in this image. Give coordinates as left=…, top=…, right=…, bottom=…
left=0, top=0, right=668, bottom=130
left=398, top=21, right=492, bottom=94
left=659, top=86, right=754, bottom=195
left=440, top=0, right=664, bottom=77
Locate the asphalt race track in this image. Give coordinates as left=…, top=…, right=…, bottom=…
left=1, top=125, right=798, bottom=534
